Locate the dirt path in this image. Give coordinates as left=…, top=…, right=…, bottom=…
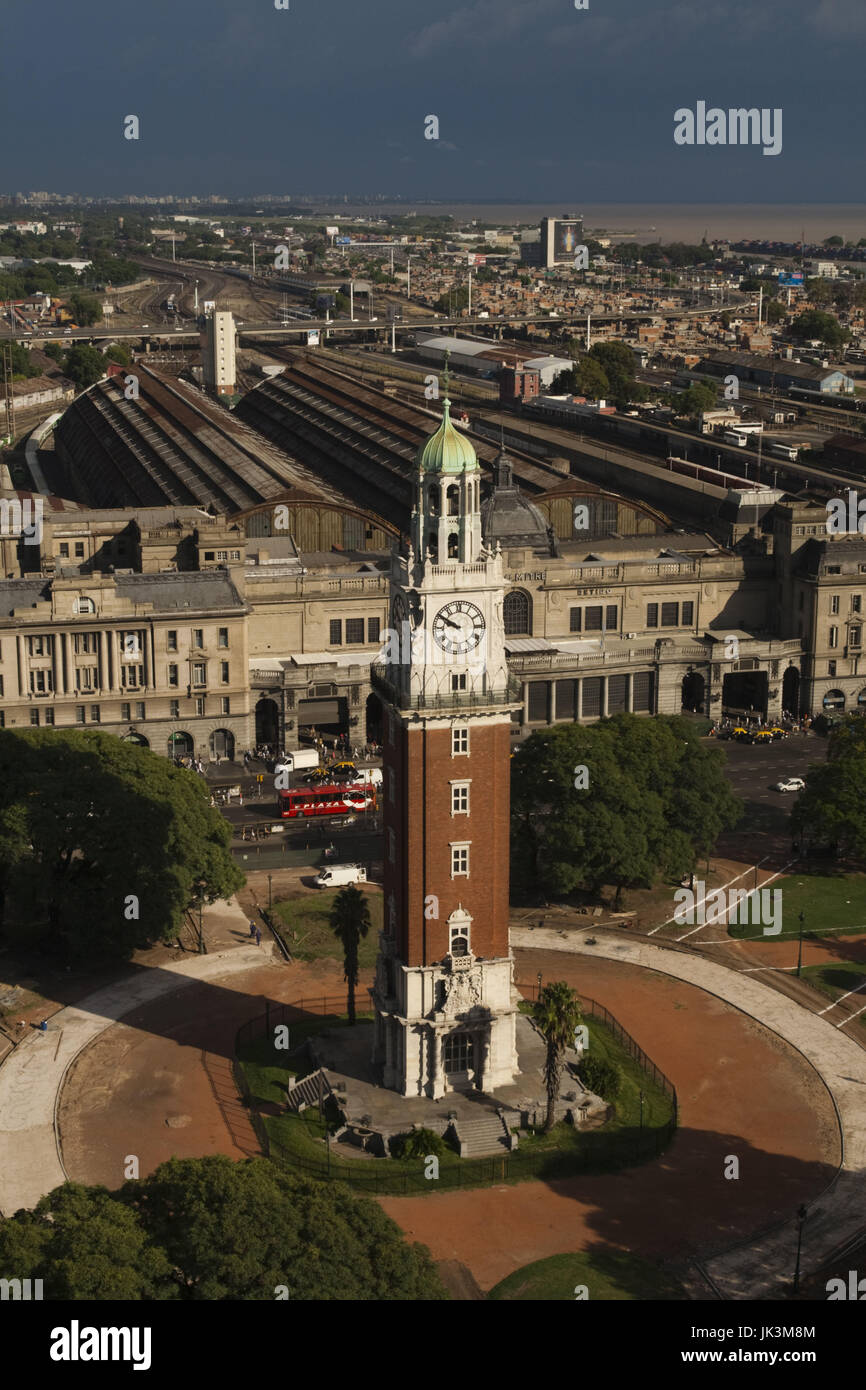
left=380, top=951, right=839, bottom=1294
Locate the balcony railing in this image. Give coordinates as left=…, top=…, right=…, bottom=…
left=370, top=664, right=522, bottom=712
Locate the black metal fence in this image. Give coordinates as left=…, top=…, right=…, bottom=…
left=515, top=980, right=678, bottom=1104
left=233, top=983, right=678, bottom=1191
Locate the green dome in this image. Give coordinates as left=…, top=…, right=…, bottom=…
left=417, top=397, right=479, bottom=475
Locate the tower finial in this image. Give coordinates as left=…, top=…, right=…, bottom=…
left=442, top=349, right=451, bottom=407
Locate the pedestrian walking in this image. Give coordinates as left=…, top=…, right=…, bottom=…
left=249, top=920, right=257, bottom=938
left=255, top=928, right=262, bottom=947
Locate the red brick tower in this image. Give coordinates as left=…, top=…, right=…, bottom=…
left=370, top=391, right=521, bottom=1098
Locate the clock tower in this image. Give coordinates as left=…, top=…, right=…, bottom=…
left=370, top=387, right=521, bottom=1098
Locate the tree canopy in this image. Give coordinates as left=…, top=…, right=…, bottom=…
left=791, top=716, right=866, bottom=860
left=587, top=340, right=643, bottom=406
left=677, top=381, right=718, bottom=418
left=511, top=715, right=741, bottom=904
left=0, top=729, right=243, bottom=960
left=791, top=309, right=849, bottom=350
left=61, top=344, right=107, bottom=389
left=0, top=1156, right=446, bottom=1300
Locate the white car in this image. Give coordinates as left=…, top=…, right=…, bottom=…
left=775, top=777, right=805, bottom=793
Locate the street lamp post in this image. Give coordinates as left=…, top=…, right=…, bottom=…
left=797, top=911, right=805, bottom=978
left=793, top=1204, right=808, bottom=1292
left=639, top=1089, right=645, bottom=1131
left=536, top=970, right=542, bottom=998
left=268, top=874, right=273, bottom=910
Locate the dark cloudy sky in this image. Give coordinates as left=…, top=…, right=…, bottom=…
left=3, top=0, right=865, bottom=200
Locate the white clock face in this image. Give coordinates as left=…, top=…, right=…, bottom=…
left=432, top=600, right=486, bottom=654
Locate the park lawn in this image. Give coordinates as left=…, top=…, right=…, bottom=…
left=516, top=1006, right=673, bottom=1137
left=271, top=889, right=382, bottom=965
left=238, top=1011, right=674, bottom=1193
left=488, top=1251, right=685, bottom=1301
left=726, top=870, right=866, bottom=941
left=799, top=963, right=866, bottom=1027
left=239, top=1013, right=375, bottom=1108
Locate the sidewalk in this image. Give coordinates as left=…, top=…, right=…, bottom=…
left=512, top=927, right=866, bottom=1298
left=0, top=944, right=270, bottom=1216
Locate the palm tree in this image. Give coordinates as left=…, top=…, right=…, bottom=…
left=533, top=981, right=583, bottom=1132
left=329, top=883, right=372, bottom=1024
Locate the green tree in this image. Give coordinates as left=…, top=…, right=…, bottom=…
left=677, top=381, right=718, bottom=418
left=588, top=340, right=639, bottom=405
left=0, top=1157, right=447, bottom=1300
left=765, top=298, right=787, bottom=325
left=792, top=309, right=848, bottom=349
left=127, top=1155, right=446, bottom=1299
left=329, top=882, right=371, bottom=1023
left=0, top=729, right=244, bottom=961
left=6, top=342, right=41, bottom=379
left=42, top=341, right=65, bottom=362
left=533, top=981, right=583, bottom=1131
left=804, top=278, right=835, bottom=308
left=62, top=344, right=107, bottom=389
left=575, top=355, right=610, bottom=398
left=0, top=1183, right=173, bottom=1301
left=435, top=285, right=469, bottom=314
left=510, top=716, right=740, bottom=904
left=791, top=716, right=866, bottom=859
left=68, top=292, right=101, bottom=326
left=104, top=343, right=132, bottom=366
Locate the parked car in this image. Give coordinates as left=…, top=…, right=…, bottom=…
left=775, top=777, right=806, bottom=793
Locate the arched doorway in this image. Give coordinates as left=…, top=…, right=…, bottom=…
left=823, top=689, right=845, bottom=712
left=256, top=697, right=280, bottom=747
left=122, top=731, right=149, bottom=748
left=168, top=731, right=193, bottom=758
left=366, top=691, right=383, bottom=744
left=782, top=666, right=800, bottom=718
left=209, top=728, right=235, bottom=761
left=681, top=670, right=705, bottom=713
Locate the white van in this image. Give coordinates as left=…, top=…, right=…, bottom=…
left=723, top=431, right=748, bottom=447
left=359, top=767, right=383, bottom=787
left=274, top=748, right=320, bottom=775
left=314, top=864, right=367, bottom=888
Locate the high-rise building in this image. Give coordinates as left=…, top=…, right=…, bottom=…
left=521, top=214, right=585, bottom=268
left=370, top=391, right=521, bottom=1098
left=202, top=310, right=237, bottom=396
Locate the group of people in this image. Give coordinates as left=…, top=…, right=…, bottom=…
left=173, top=754, right=207, bottom=773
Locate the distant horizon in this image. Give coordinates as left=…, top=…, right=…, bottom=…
left=5, top=198, right=864, bottom=246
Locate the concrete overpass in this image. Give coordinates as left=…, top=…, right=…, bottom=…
left=0, top=301, right=728, bottom=347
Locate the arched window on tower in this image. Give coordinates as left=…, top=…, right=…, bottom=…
left=446, top=484, right=460, bottom=516
left=447, top=533, right=459, bottom=558
left=504, top=589, right=532, bottom=636
left=428, top=485, right=440, bottom=516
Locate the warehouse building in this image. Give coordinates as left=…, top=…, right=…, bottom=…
left=696, top=350, right=854, bottom=395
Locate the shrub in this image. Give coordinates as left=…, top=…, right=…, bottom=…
left=578, top=1056, right=621, bottom=1100
left=390, top=1127, right=448, bottom=1160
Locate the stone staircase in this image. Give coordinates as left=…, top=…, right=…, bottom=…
left=453, top=1112, right=512, bottom=1157
left=285, top=1068, right=332, bottom=1113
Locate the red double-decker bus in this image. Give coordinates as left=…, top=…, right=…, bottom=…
left=278, top=782, right=377, bottom=819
